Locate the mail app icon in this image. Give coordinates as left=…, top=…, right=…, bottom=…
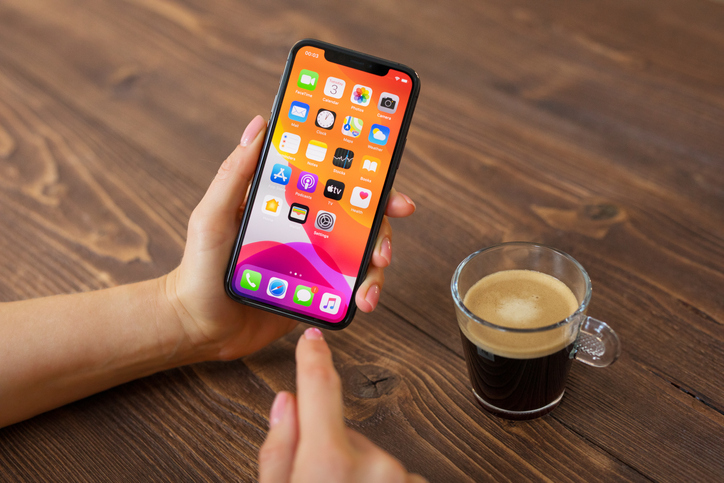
left=289, top=101, right=310, bottom=122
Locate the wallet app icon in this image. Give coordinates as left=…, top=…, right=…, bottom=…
left=289, top=101, right=309, bottom=122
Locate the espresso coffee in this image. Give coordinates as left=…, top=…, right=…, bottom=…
left=460, top=270, right=580, bottom=418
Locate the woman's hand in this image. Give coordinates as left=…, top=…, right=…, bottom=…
left=259, top=328, right=427, bottom=483
left=166, top=116, right=416, bottom=360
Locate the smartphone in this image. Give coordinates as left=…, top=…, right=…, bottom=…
left=225, top=39, right=420, bottom=330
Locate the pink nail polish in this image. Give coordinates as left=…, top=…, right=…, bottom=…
left=365, top=284, right=380, bottom=309
left=381, top=238, right=392, bottom=265
left=304, top=327, right=324, bottom=340
left=240, top=116, right=265, bottom=147
left=401, top=193, right=416, bottom=210
left=269, top=392, right=288, bottom=428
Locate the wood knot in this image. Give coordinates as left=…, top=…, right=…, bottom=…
left=342, top=364, right=399, bottom=399
left=108, top=65, right=143, bottom=97
left=582, top=203, right=619, bottom=221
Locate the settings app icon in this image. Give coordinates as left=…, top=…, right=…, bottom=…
left=315, top=210, right=336, bottom=232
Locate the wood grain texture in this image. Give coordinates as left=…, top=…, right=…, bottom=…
left=1, top=0, right=723, bottom=481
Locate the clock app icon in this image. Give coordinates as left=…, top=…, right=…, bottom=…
left=315, top=109, right=336, bottom=130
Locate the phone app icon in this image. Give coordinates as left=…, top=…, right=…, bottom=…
left=341, top=116, right=364, bottom=138
left=350, top=187, right=372, bottom=209
left=279, top=132, right=301, bottom=154
left=332, top=148, right=354, bottom=169
left=350, top=84, right=373, bottom=106
left=267, top=277, right=288, bottom=299
left=270, top=164, right=291, bottom=185
left=324, top=179, right=345, bottom=200
left=324, top=77, right=345, bottom=99
left=320, top=293, right=342, bottom=315
left=293, top=285, right=315, bottom=307
left=239, top=269, right=261, bottom=291
left=297, top=171, right=318, bottom=192
left=288, top=203, right=309, bottom=224
left=369, top=124, right=390, bottom=146
left=289, top=101, right=309, bottom=122
left=361, top=156, right=379, bottom=173
left=315, top=109, right=336, bottom=130
left=315, top=210, right=336, bottom=232
left=377, top=92, right=399, bottom=114
left=262, top=195, right=283, bottom=216
left=306, top=140, right=327, bottom=161
left=298, top=69, right=318, bottom=90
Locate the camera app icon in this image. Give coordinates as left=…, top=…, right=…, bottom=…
left=377, top=92, right=399, bottom=114
left=315, top=210, right=336, bottom=232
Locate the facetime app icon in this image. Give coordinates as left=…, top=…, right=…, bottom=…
left=297, top=69, right=318, bottom=90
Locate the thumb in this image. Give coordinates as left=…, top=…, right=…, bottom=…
left=193, top=115, right=267, bottom=228
left=259, top=391, right=299, bottom=483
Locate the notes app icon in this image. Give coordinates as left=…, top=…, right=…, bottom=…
left=306, top=140, right=327, bottom=161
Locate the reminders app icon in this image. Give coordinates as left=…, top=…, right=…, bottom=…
left=289, top=101, right=309, bottom=122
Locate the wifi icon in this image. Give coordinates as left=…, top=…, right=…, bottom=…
left=395, top=76, right=400, bottom=81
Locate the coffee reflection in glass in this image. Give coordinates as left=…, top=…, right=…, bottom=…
left=451, top=243, right=621, bottom=420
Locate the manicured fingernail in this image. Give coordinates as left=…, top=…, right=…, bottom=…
left=304, top=327, right=324, bottom=340
left=240, top=115, right=265, bottom=147
left=400, top=193, right=416, bottom=210
left=380, top=237, right=392, bottom=265
left=365, top=284, right=380, bottom=309
left=269, top=391, right=288, bottom=428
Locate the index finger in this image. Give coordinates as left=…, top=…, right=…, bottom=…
left=295, top=328, right=347, bottom=444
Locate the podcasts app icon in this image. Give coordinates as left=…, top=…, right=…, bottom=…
left=297, top=171, right=318, bottom=193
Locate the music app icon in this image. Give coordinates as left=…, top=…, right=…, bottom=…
left=320, top=293, right=342, bottom=315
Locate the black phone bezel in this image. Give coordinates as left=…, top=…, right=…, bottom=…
left=224, top=39, right=420, bottom=330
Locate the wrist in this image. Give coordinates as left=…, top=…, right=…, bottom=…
left=154, top=270, right=220, bottom=366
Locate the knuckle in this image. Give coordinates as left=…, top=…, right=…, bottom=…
left=305, top=363, right=342, bottom=390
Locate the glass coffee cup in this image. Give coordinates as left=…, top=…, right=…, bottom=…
left=451, top=242, right=621, bottom=420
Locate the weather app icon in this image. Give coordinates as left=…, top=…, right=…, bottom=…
left=270, top=164, right=291, bottom=185
left=369, top=124, right=390, bottom=146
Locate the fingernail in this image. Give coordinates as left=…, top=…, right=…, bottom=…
left=400, top=193, right=416, bottom=210
left=380, top=237, right=392, bottom=265
left=269, top=391, right=288, bottom=428
left=365, top=284, right=380, bottom=310
left=240, top=115, right=265, bottom=147
left=304, top=327, right=324, bottom=340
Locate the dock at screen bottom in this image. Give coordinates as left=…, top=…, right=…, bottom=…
left=235, top=265, right=347, bottom=322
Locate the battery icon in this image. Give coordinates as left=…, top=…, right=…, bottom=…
left=401, top=79, right=408, bottom=83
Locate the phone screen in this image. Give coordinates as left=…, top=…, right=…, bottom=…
left=227, top=41, right=418, bottom=327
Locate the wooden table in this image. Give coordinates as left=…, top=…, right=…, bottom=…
left=1, top=0, right=723, bottom=481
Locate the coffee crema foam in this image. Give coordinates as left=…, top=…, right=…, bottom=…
left=462, top=270, right=579, bottom=359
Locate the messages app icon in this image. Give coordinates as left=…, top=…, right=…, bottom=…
left=293, top=285, right=314, bottom=307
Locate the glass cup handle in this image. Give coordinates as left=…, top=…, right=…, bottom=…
left=573, top=317, right=621, bottom=367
